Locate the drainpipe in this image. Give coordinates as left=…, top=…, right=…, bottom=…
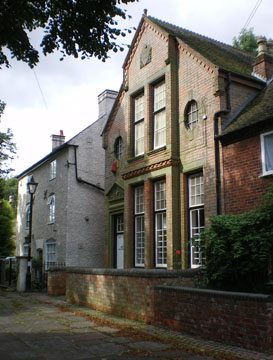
left=214, top=71, right=231, bottom=215
left=69, top=145, right=104, bottom=192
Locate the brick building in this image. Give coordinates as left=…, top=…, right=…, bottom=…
left=16, top=90, right=117, bottom=268
left=102, top=14, right=273, bottom=270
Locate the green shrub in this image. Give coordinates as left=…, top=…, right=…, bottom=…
left=199, top=187, right=273, bottom=292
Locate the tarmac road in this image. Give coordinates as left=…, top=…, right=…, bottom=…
left=0, top=289, right=271, bottom=360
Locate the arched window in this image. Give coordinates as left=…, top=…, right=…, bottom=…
left=114, top=136, right=123, bottom=160
left=185, top=100, right=198, bottom=130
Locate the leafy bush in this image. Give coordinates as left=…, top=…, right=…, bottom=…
left=199, top=187, right=273, bottom=292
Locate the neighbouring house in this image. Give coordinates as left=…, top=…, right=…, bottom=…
left=102, top=13, right=273, bottom=270
left=219, top=39, right=273, bottom=214
left=16, top=89, right=117, bottom=268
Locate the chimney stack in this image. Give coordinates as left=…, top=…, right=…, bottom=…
left=253, top=37, right=273, bottom=80
left=97, top=89, right=118, bottom=119
left=51, top=130, right=65, bottom=150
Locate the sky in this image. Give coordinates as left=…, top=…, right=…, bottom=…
left=1, top=0, right=272, bottom=176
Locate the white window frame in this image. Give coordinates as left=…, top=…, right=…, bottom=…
left=50, top=160, right=57, bottom=180
left=47, top=194, right=55, bottom=224
left=261, top=130, right=273, bottom=176
left=154, top=180, right=167, bottom=268
left=134, top=186, right=145, bottom=267
left=25, top=203, right=30, bottom=229
left=23, top=243, right=29, bottom=256
left=188, top=174, right=204, bottom=268
left=46, top=240, right=56, bottom=270
left=134, top=93, right=145, bottom=157
left=153, top=82, right=166, bottom=149
left=186, top=100, right=198, bottom=131
left=115, top=137, right=123, bottom=160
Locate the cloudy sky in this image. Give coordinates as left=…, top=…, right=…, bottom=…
left=1, top=0, right=272, bottom=176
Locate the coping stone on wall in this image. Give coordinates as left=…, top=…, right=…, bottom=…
left=65, top=267, right=200, bottom=278
left=155, top=285, right=273, bottom=302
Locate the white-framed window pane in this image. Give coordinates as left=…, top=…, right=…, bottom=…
left=135, top=94, right=144, bottom=122
left=189, top=174, right=204, bottom=207
left=155, top=212, right=167, bottom=267
left=154, top=111, right=166, bottom=148
left=135, top=215, right=144, bottom=266
left=187, top=101, right=198, bottom=130
left=50, top=160, right=57, bottom=180
left=116, top=214, right=124, bottom=233
left=154, top=82, right=166, bottom=111
left=135, top=186, right=144, bottom=214
left=46, top=242, right=56, bottom=269
left=155, top=181, right=166, bottom=211
left=25, top=203, right=30, bottom=229
left=135, top=121, right=144, bottom=156
left=23, top=243, right=29, bottom=256
left=190, top=208, right=205, bottom=267
left=48, top=195, right=55, bottom=223
left=262, top=131, right=273, bottom=174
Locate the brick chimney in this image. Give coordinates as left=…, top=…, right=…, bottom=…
left=253, top=37, right=273, bottom=81
left=51, top=130, right=65, bottom=150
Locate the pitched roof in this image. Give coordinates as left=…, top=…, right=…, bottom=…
left=221, top=78, right=273, bottom=136
left=148, top=16, right=256, bottom=80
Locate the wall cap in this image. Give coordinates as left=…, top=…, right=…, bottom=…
left=155, top=285, right=273, bottom=302
left=65, top=267, right=200, bottom=278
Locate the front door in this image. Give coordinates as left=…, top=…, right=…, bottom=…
left=116, top=214, right=124, bottom=269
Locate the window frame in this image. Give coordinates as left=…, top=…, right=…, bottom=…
left=134, top=92, right=145, bottom=157
left=154, top=180, right=167, bottom=268
left=46, top=240, right=56, bottom=270
left=185, top=100, right=198, bottom=131
left=153, top=81, right=166, bottom=149
left=25, top=203, right=30, bottom=229
left=47, top=194, right=56, bottom=224
left=50, top=160, right=57, bottom=180
left=261, top=130, right=273, bottom=176
left=188, top=173, right=204, bottom=268
left=114, top=137, right=123, bottom=160
left=134, top=185, right=145, bottom=267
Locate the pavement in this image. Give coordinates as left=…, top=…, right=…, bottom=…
left=0, top=289, right=272, bottom=360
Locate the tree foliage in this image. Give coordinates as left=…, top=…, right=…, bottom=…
left=0, top=0, right=138, bottom=68
left=0, top=101, right=16, bottom=176
left=199, top=186, right=273, bottom=292
left=233, top=28, right=258, bottom=54
left=0, top=199, right=15, bottom=256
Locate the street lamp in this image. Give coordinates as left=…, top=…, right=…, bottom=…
left=26, top=176, right=38, bottom=291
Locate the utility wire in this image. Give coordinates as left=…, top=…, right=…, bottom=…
left=240, top=0, right=262, bottom=34
left=32, top=68, right=49, bottom=111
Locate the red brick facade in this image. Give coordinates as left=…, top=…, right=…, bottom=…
left=222, top=134, right=273, bottom=214
left=103, top=15, right=273, bottom=270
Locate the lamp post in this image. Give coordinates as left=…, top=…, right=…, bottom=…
left=26, top=176, right=38, bottom=291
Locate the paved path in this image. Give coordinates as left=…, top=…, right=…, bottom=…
left=0, top=290, right=272, bottom=360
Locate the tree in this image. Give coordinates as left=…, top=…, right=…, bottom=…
left=233, top=28, right=258, bottom=54
left=0, top=101, right=16, bottom=176
left=0, top=0, right=138, bottom=68
left=0, top=199, right=15, bottom=256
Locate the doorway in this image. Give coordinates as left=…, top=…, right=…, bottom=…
left=115, top=214, right=124, bottom=269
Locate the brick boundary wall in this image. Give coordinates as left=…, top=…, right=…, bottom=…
left=65, top=268, right=197, bottom=323
left=47, top=267, right=67, bottom=296
left=48, top=268, right=273, bottom=351
left=153, top=286, right=273, bottom=352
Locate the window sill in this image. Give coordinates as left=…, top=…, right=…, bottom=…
left=147, top=146, right=166, bottom=156
left=127, top=154, right=145, bottom=163
left=259, top=172, right=273, bottom=178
